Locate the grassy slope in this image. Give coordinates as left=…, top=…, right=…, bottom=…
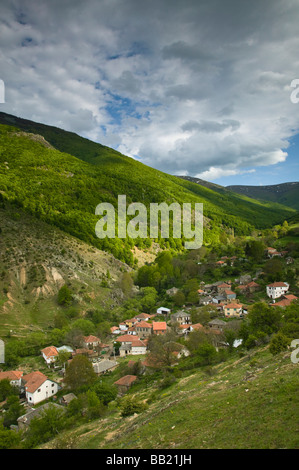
left=0, top=117, right=296, bottom=247
left=43, top=347, right=299, bottom=449
left=0, top=203, right=129, bottom=336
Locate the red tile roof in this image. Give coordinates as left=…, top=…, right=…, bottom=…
left=152, top=321, right=167, bottom=331
left=22, top=371, right=48, bottom=393
left=83, top=335, right=100, bottom=343
left=0, top=370, right=23, bottom=381
left=41, top=346, right=58, bottom=358
left=114, top=375, right=137, bottom=386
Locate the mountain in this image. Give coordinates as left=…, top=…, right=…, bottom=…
left=0, top=112, right=296, bottom=267
left=227, top=182, right=299, bottom=211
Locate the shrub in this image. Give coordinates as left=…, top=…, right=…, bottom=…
left=120, top=396, right=148, bottom=417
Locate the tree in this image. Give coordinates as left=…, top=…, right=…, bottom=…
left=57, top=284, right=73, bottom=306
left=92, top=382, right=117, bottom=405
left=64, top=355, right=97, bottom=390
left=147, top=331, right=179, bottom=368
left=245, top=240, right=265, bottom=262
left=173, top=290, right=185, bottom=307
left=224, top=329, right=236, bottom=352
left=248, top=302, right=281, bottom=335
left=269, top=332, right=290, bottom=355
left=0, top=422, right=22, bottom=449
left=24, top=405, right=66, bottom=448
left=0, top=379, right=18, bottom=401
left=196, top=343, right=217, bottom=365
left=120, top=272, right=134, bottom=296
left=3, top=396, right=25, bottom=428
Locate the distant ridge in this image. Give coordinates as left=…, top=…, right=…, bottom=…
left=227, top=182, right=299, bottom=211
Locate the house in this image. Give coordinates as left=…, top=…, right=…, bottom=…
left=41, top=346, right=59, bottom=365
left=223, top=303, right=243, bottom=318
left=60, top=393, right=77, bottom=406
left=217, top=282, right=231, bottom=294
left=111, top=326, right=121, bottom=335
left=271, top=294, right=298, bottom=308
left=200, top=295, right=213, bottom=305
left=17, top=403, right=65, bottom=431
left=171, top=311, right=192, bottom=325
left=119, top=337, right=147, bottom=356
left=237, top=281, right=259, bottom=294
left=266, top=282, right=289, bottom=300
left=152, top=321, right=167, bottom=335
left=119, top=322, right=128, bottom=331
left=224, top=290, right=237, bottom=301
left=135, top=313, right=153, bottom=322
left=189, top=323, right=204, bottom=332
left=127, top=326, right=137, bottom=335
left=93, top=359, right=118, bottom=374
left=135, top=321, right=153, bottom=337
left=208, top=319, right=227, bottom=332
left=266, top=247, right=281, bottom=258
left=156, top=307, right=171, bottom=315
left=72, top=348, right=95, bottom=358
left=82, top=335, right=101, bottom=349
left=21, top=371, right=60, bottom=405
left=114, top=375, right=137, bottom=395
left=216, top=260, right=227, bottom=267
left=212, top=295, right=226, bottom=305
left=0, top=370, right=23, bottom=387
left=178, top=324, right=192, bottom=335
left=130, top=339, right=147, bottom=355
left=116, top=334, right=140, bottom=344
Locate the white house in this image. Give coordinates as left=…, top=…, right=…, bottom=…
left=0, top=370, right=23, bottom=387
left=266, top=282, right=289, bottom=300
left=41, top=346, right=59, bottom=365
left=21, top=371, right=60, bottom=405
left=157, top=307, right=171, bottom=315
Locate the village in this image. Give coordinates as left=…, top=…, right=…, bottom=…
left=0, top=242, right=297, bottom=435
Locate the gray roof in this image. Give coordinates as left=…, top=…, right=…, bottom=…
left=93, top=359, right=118, bottom=374
left=17, top=403, right=65, bottom=425
left=209, top=319, right=227, bottom=326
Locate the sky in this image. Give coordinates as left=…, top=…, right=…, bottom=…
left=0, top=0, right=299, bottom=186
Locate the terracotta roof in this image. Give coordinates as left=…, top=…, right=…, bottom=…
left=218, top=282, right=231, bottom=288
left=83, top=335, right=100, bottom=343
left=117, top=334, right=140, bottom=343
left=224, top=290, right=236, bottom=295
left=136, top=321, right=152, bottom=329
left=283, top=294, right=298, bottom=300
left=191, top=323, right=204, bottom=330
left=41, top=346, right=58, bottom=358
left=114, top=375, right=137, bottom=386
left=224, top=303, right=243, bottom=309
left=271, top=299, right=292, bottom=307
left=152, top=321, right=167, bottom=331
left=267, top=282, right=288, bottom=288
left=131, top=339, right=147, bottom=348
left=0, top=370, right=23, bottom=381
left=22, top=371, right=48, bottom=393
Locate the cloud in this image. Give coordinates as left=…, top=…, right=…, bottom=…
left=0, top=0, right=299, bottom=184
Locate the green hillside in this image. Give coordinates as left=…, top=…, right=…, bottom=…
left=41, top=346, right=299, bottom=449
left=0, top=114, right=296, bottom=266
